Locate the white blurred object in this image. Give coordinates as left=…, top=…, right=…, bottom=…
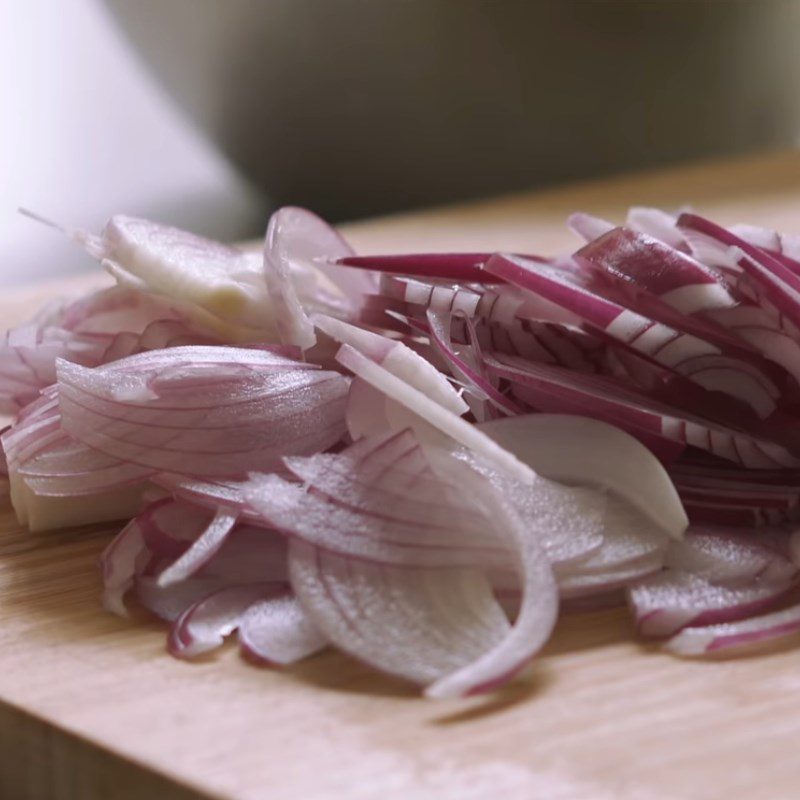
left=0, top=0, right=264, bottom=287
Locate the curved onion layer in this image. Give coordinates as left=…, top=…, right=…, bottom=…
left=630, top=571, right=794, bottom=638
left=246, top=429, right=560, bottom=697
left=0, top=287, right=220, bottom=414
left=485, top=253, right=779, bottom=418
left=665, top=601, right=800, bottom=655
left=56, top=346, right=350, bottom=477
left=168, top=584, right=287, bottom=659
left=238, top=593, right=328, bottom=666
left=98, top=496, right=323, bottom=665
left=483, top=353, right=799, bottom=469
left=335, top=345, right=533, bottom=482
left=264, top=207, right=377, bottom=350
left=477, top=414, right=687, bottom=539
left=628, top=526, right=797, bottom=636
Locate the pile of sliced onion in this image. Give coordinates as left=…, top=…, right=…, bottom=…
left=4, top=203, right=800, bottom=699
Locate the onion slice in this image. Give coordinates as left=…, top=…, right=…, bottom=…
left=248, top=429, right=559, bottom=696
left=665, top=601, right=800, bottom=655
left=477, top=414, right=687, bottom=539
left=238, top=593, right=327, bottom=666
left=168, top=584, right=283, bottom=659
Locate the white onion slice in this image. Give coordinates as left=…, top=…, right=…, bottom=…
left=238, top=593, right=328, bottom=666
left=477, top=414, right=687, bottom=539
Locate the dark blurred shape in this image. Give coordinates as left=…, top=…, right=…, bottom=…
left=106, top=0, right=800, bottom=220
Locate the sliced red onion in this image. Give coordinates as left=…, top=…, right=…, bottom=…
left=246, top=434, right=509, bottom=567
left=629, top=570, right=794, bottom=638
left=484, top=353, right=800, bottom=469
left=556, top=496, right=669, bottom=585
left=344, top=378, right=394, bottom=440
left=282, top=430, right=604, bottom=569
left=56, top=348, right=350, bottom=476
left=168, top=584, right=283, bottom=659
left=238, top=593, right=328, bottom=666
left=577, top=226, right=736, bottom=314
left=567, top=212, right=615, bottom=242
left=729, top=223, right=800, bottom=272
left=337, top=252, right=505, bottom=284
left=334, top=345, right=533, bottom=482
left=265, top=210, right=325, bottom=349
left=485, top=253, right=779, bottom=418
left=103, top=496, right=289, bottom=620
left=156, top=507, right=239, bottom=587
left=18, top=201, right=800, bottom=689
left=379, top=274, right=572, bottom=329
left=50, top=213, right=277, bottom=336
left=9, top=459, right=146, bottom=531
left=152, top=473, right=253, bottom=518
left=477, top=413, right=687, bottom=539
left=314, top=314, right=469, bottom=416
left=266, top=206, right=374, bottom=315
left=425, top=311, right=524, bottom=417
left=469, top=318, right=605, bottom=373
left=250, top=427, right=562, bottom=697
left=100, top=515, right=148, bottom=615
left=289, top=541, right=512, bottom=692
left=626, top=207, right=688, bottom=251
left=664, top=600, right=800, bottom=655
left=664, top=527, right=795, bottom=585
left=0, top=287, right=220, bottom=414
left=679, top=213, right=800, bottom=331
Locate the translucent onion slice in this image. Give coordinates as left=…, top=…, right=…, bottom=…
left=289, top=541, right=511, bottom=692
left=55, top=348, right=350, bottom=477
left=249, top=430, right=559, bottom=697
left=664, top=601, right=800, bottom=655
left=664, top=527, right=796, bottom=585
left=238, top=594, right=328, bottom=666
left=477, top=414, right=687, bottom=539
left=567, top=212, right=615, bottom=242
left=630, top=568, right=794, bottom=638
left=314, top=314, right=469, bottom=416
left=447, top=447, right=606, bottom=568
left=168, top=584, right=283, bottom=659
left=335, top=345, right=533, bottom=483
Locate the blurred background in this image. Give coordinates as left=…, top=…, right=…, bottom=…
left=3, top=0, right=800, bottom=285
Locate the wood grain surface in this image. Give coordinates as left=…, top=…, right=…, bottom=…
left=4, top=151, right=800, bottom=800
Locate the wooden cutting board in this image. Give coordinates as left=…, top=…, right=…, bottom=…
left=5, top=151, right=800, bottom=800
